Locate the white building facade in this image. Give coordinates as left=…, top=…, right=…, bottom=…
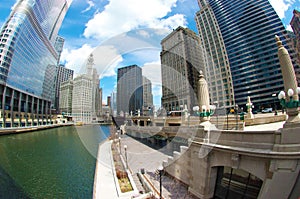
left=71, top=54, right=101, bottom=124
left=71, top=74, right=93, bottom=123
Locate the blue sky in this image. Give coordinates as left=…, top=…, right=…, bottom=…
left=0, top=0, right=299, bottom=108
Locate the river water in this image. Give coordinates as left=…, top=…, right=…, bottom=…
left=0, top=125, right=111, bottom=199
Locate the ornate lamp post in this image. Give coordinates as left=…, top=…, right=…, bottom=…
left=197, top=71, right=214, bottom=122
left=246, top=96, right=254, bottom=119
left=275, top=35, right=300, bottom=126
left=235, top=104, right=239, bottom=130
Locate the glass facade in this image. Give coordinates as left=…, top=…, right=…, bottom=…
left=117, top=65, right=143, bottom=115
left=0, top=0, right=70, bottom=127
left=195, top=1, right=234, bottom=108
left=0, top=0, right=68, bottom=98
left=214, top=166, right=263, bottom=199
left=197, top=0, right=299, bottom=110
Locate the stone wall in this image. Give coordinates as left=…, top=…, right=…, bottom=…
left=126, top=124, right=300, bottom=199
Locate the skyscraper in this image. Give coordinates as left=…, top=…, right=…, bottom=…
left=195, top=0, right=299, bottom=110
left=59, top=79, right=73, bottom=116
left=54, top=36, right=65, bottom=65
left=142, top=76, right=153, bottom=115
left=54, top=64, right=74, bottom=113
left=72, top=74, right=93, bottom=124
left=160, top=26, right=204, bottom=112
left=195, top=1, right=234, bottom=108
left=0, top=0, right=70, bottom=127
left=117, top=65, right=143, bottom=115
left=111, top=90, right=117, bottom=117
left=71, top=54, right=101, bottom=123
left=291, top=9, right=300, bottom=73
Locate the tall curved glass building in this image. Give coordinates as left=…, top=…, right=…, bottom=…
left=0, top=0, right=70, bottom=127
left=195, top=0, right=234, bottom=108
left=196, top=0, right=299, bottom=110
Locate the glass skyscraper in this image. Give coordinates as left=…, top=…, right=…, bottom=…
left=117, top=65, right=143, bottom=115
left=195, top=1, right=234, bottom=108
left=0, top=0, right=70, bottom=127
left=196, top=0, right=299, bottom=110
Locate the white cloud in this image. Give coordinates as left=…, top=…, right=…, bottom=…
left=61, top=43, right=123, bottom=77
left=269, top=0, right=295, bottom=19
left=60, top=44, right=94, bottom=74
left=142, top=61, right=162, bottom=85
left=93, top=45, right=123, bottom=78
left=137, top=30, right=150, bottom=38
left=286, top=24, right=293, bottom=31
left=81, top=0, right=95, bottom=13
left=83, top=0, right=186, bottom=40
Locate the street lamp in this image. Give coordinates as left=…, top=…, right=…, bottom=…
left=124, top=145, right=128, bottom=169
left=278, top=88, right=300, bottom=109
left=272, top=93, right=278, bottom=115
left=193, top=105, right=214, bottom=119
left=157, top=165, right=164, bottom=199
left=118, top=137, right=121, bottom=154
left=235, top=104, right=239, bottom=130
left=214, top=101, right=219, bottom=127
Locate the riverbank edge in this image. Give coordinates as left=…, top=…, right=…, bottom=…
left=0, top=123, right=74, bottom=136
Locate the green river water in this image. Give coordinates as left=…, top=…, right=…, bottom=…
left=0, top=125, right=111, bottom=199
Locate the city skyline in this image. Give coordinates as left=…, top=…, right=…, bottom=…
left=0, top=0, right=299, bottom=108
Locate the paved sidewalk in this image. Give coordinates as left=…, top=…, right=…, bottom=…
left=93, top=140, right=118, bottom=199
left=119, top=135, right=169, bottom=173
left=145, top=172, right=198, bottom=199
left=93, top=135, right=199, bottom=199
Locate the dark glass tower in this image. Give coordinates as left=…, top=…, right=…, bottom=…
left=0, top=0, right=70, bottom=127
left=196, top=0, right=299, bottom=110
left=117, top=65, right=143, bottom=115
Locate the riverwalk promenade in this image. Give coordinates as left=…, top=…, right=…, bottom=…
left=93, top=119, right=287, bottom=199
left=93, top=134, right=206, bottom=198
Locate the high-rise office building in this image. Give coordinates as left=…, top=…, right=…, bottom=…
left=160, top=26, right=204, bottom=112
left=291, top=9, right=300, bottom=76
left=72, top=74, right=93, bottom=123
left=54, top=36, right=65, bottom=65
left=87, top=54, right=102, bottom=118
left=54, top=65, right=74, bottom=113
left=285, top=30, right=300, bottom=84
left=59, top=79, right=73, bottom=116
left=71, top=54, right=101, bottom=123
left=111, top=90, right=117, bottom=117
left=142, top=76, right=153, bottom=115
left=0, top=0, right=70, bottom=127
left=195, top=2, right=234, bottom=108
left=195, top=0, right=299, bottom=110
left=107, top=96, right=111, bottom=107
left=117, top=65, right=143, bottom=115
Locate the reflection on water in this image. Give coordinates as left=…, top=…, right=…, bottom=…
left=0, top=125, right=111, bottom=198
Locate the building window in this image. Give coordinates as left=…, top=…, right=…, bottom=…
left=214, top=166, right=263, bottom=199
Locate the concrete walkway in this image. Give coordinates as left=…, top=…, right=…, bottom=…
left=244, top=121, right=285, bottom=131
left=93, top=140, right=118, bottom=199
left=119, top=135, right=169, bottom=173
